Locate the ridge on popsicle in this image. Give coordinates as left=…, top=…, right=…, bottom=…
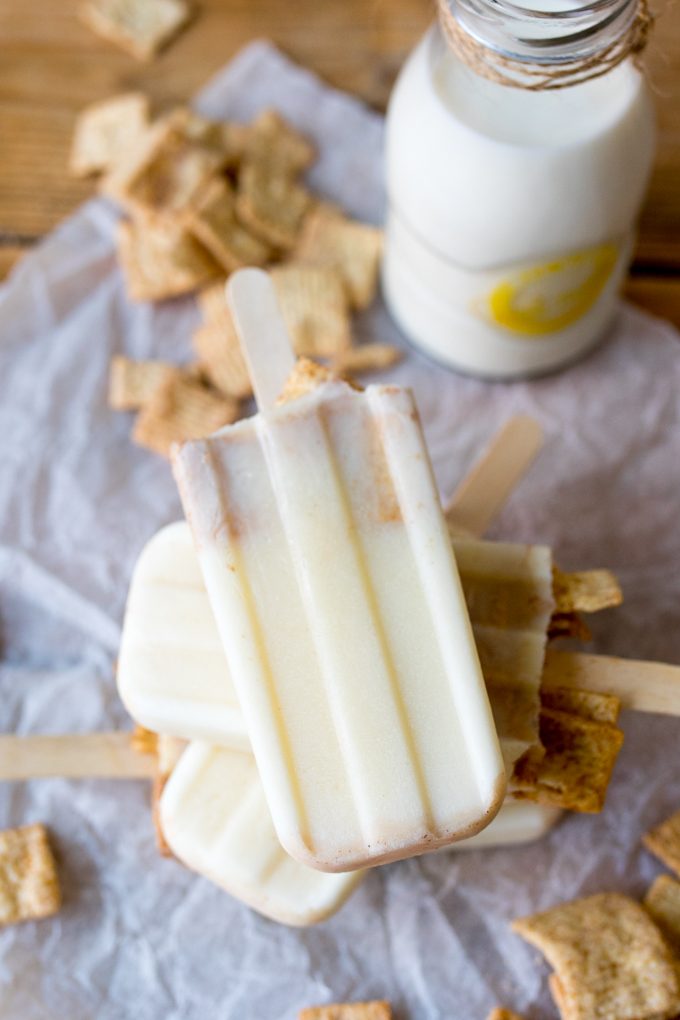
left=170, top=268, right=506, bottom=873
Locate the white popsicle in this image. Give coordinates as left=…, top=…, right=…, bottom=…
left=160, top=742, right=364, bottom=926
left=172, top=269, right=506, bottom=871
left=118, top=522, right=248, bottom=748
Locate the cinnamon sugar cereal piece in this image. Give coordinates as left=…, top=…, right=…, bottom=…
left=109, top=356, right=178, bottom=410
left=117, top=215, right=221, bottom=302
left=0, top=824, right=61, bottom=926
left=103, top=108, right=225, bottom=216
left=236, top=161, right=312, bottom=250
left=547, top=613, right=592, bottom=642
left=182, top=115, right=249, bottom=169
left=130, top=724, right=158, bottom=756
left=70, top=92, right=150, bottom=177
left=552, top=568, right=623, bottom=614
left=198, top=279, right=230, bottom=324
left=277, top=358, right=340, bottom=405
left=152, top=735, right=187, bottom=857
left=487, top=1011, right=525, bottom=1020
left=133, top=373, right=239, bottom=456
left=511, top=707, right=623, bottom=813
left=195, top=283, right=252, bottom=399
left=294, top=204, right=383, bottom=309
left=512, top=892, right=680, bottom=1020
left=643, top=808, right=680, bottom=878
left=79, top=0, right=193, bottom=60
left=270, top=264, right=351, bottom=357
left=540, top=687, right=621, bottom=726
left=185, top=176, right=272, bottom=273
left=299, top=1003, right=391, bottom=1020
left=644, top=875, right=680, bottom=956
left=248, top=109, right=316, bottom=175
left=332, top=343, right=402, bottom=376
left=192, top=322, right=252, bottom=402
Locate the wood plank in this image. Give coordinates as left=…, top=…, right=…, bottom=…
left=625, top=276, right=680, bottom=329
left=0, top=244, right=29, bottom=281
left=635, top=5, right=680, bottom=269
left=0, top=0, right=677, bottom=265
left=0, top=104, right=92, bottom=237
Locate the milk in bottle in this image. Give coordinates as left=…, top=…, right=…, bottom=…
left=383, top=0, right=655, bottom=378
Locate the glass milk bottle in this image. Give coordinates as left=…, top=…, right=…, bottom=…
left=383, top=0, right=656, bottom=378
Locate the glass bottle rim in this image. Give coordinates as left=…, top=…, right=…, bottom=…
left=447, top=0, right=639, bottom=64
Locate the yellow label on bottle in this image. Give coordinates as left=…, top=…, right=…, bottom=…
left=487, top=244, right=619, bottom=336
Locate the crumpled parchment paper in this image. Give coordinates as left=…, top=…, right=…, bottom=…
left=0, top=40, right=679, bottom=1020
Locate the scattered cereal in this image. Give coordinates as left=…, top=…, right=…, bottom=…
left=512, top=892, right=680, bottom=1020
left=512, top=706, right=623, bottom=812
left=117, top=215, right=221, bottom=302
left=70, top=92, right=150, bottom=177
left=104, top=109, right=226, bottom=216
left=553, top=568, right=623, bottom=614
left=644, top=808, right=680, bottom=878
left=295, top=204, right=383, bottom=309
left=0, top=824, right=61, bottom=926
left=109, top=356, right=178, bottom=410
left=332, top=343, right=402, bottom=376
left=644, top=875, right=680, bottom=956
left=133, top=372, right=239, bottom=456
left=270, top=264, right=351, bottom=357
left=277, top=358, right=340, bottom=405
left=247, top=109, right=316, bottom=175
left=540, top=687, right=621, bottom=726
left=299, top=1003, right=392, bottom=1020
left=79, top=0, right=193, bottom=60
left=236, top=161, right=312, bottom=250
left=185, top=176, right=272, bottom=273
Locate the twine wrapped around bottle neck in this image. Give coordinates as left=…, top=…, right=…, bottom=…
left=436, top=0, right=653, bottom=90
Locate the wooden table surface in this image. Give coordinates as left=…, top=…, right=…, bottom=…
left=1, top=0, right=678, bottom=323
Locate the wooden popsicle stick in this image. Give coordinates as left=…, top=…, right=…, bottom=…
left=542, top=649, right=680, bottom=717
left=0, top=733, right=157, bottom=781
left=445, top=416, right=544, bottom=537
left=226, top=269, right=296, bottom=411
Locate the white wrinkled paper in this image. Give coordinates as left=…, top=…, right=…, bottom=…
left=0, top=41, right=679, bottom=1020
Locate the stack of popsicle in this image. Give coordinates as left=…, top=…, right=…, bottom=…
left=3, top=271, right=679, bottom=928
left=112, top=271, right=650, bottom=924
left=116, top=522, right=562, bottom=924
left=115, top=497, right=620, bottom=921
